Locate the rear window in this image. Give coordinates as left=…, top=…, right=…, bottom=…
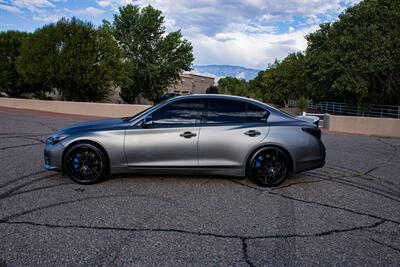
left=246, top=102, right=269, bottom=123
left=205, top=98, right=268, bottom=124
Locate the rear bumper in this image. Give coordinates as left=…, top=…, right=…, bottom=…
left=295, top=140, right=326, bottom=173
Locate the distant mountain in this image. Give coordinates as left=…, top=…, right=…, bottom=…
left=192, top=65, right=262, bottom=81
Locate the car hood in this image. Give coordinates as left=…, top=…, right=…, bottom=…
left=56, top=118, right=127, bottom=135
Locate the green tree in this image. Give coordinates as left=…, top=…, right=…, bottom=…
left=17, top=17, right=128, bottom=101
left=0, top=31, right=31, bottom=97
left=305, top=0, right=400, bottom=105
left=217, top=77, right=249, bottom=96
left=257, top=52, right=306, bottom=106
left=110, top=5, right=194, bottom=103
left=250, top=0, right=400, bottom=106
left=206, top=85, right=219, bottom=94
left=248, top=70, right=265, bottom=100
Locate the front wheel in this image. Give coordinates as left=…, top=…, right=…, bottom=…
left=64, top=143, right=108, bottom=184
left=247, top=147, right=289, bottom=187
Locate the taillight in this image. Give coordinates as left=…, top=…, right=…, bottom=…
left=302, top=127, right=321, bottom=139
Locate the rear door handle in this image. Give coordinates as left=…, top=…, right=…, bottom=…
left=244, top=130, right=261, bottom=137
left=180, top=131, right=197, bottom=138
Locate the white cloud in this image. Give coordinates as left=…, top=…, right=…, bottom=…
left=236, top=71, right=245, bottom=79
left=97, top=0, right=111, bottom=7
left=0, top=3, right=20, bottom=12
left=192, top=25, right=318, bottom=69
left=125, top=0, right=356, bottom=28
left=32, top=13, right=61, bottom=22
left=12, top=0, right=56, bottom=12
left=65, top=6, right=104, bottom=17
left=96, top=0, right=133, bottom=10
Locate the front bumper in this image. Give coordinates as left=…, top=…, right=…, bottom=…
left=44, top=142, right=65, bottom=172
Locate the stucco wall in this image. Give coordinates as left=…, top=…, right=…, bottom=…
left=0, top=97, right=151, bottom=118
left=324, top=114, right=400, bottom=138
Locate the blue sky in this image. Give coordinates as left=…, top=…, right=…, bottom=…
left=0, top=0, right=360, bottom=69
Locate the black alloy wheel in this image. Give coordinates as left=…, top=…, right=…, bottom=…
left=64, top=143, right=108, bottom=184
left=248, top=147, right=289, bottom=187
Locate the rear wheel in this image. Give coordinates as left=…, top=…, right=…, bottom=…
left=64, top=143, right=108, bottom=184
left=247, top=147, right=289, bottom=187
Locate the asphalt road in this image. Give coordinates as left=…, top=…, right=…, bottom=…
left=0, top=107, right=399, bottom=267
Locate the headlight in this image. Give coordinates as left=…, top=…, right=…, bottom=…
left=46, top=134, right=68, bottom=145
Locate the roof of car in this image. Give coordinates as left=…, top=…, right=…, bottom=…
left=173, top=94, right=278, bottom=109
left=172, top=93, right=261, bottom=103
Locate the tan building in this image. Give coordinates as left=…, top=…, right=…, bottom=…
left=105, top=72, right=215, bottom=104
left=167, top=72, right=215, bottom=95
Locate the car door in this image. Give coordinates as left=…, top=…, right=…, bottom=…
left=124, top=98, right=201, bottom=167
left=198, top=98, right=270, bottom=168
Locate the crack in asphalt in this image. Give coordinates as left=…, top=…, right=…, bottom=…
left=0, top=170, right=46, bottom=189
left=0, top=131, right=46, bottom=150
left=0, top=114, right=60, bottom=132
left=6, top=177, right=396, bottom=232
left=37, top=121, right=58, bottom=131
left=0, top=217, right=390, bottom=267
left=270, top=178, right=324, bottom=190
left=305, top=163, right=400, bottom=200
left=20, top=136, right=45, bottom=144
left=364, top=166, right=380, bottom=175
left=0, top=133, right=50, bottom=138
left=105, top=233, right=135, bottom=266
left=305, top=172, right=400, bottom=203
left=0, top=174, right=59, bottom=200
left=241, top=238, right=255, bottom=267
left=0, top=219, right=388, bottom=249
left=0, top=189, right=394, bottom=267
left=0, top=218, right=387, bottom=267
left=0, top=193, right=188, bottom=223
left=227, top=179, right=400, bottom=226
left=0, top=195, right=126, bottom=222
left=5, top=182, right=72, bottom=198
left=323, top=164, right=391, bottom=183
left=370, top=238, right=400, bottom=253
left=0, top=142, right=43, bottom=151
left=324, top=164, right=361, bottom=176
left=357, top=138, right=399, bottom=177
left=323, top=163, right=398, bottom=188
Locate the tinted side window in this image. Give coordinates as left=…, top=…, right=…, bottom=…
left=206, top=99, right=246, bottom=124
left=151, top=99, right=200, bottom=125
left=246, top=103, right=269, bottom=123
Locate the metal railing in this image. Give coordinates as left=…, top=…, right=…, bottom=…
left=307, top=102, right=400, bottom=119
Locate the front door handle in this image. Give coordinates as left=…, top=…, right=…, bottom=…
left=244, top=130, right=261, bottom=137
left=180, top=131, right=197, bottom=138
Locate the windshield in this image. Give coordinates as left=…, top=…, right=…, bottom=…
left=121, top=104, right=158, bottom=122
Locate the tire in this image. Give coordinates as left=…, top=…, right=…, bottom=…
left=63, top=143, right=108, bottom=185
left=247, top=147, right=289, bottom=187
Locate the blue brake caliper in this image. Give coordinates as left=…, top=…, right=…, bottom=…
left=255, top=155, right=263, bottom=168
left=73, top=153, right=80, bottom=175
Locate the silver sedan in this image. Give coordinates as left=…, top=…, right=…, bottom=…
left=44, top=94, right=325, bottom=187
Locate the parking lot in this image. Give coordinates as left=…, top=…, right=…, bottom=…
left=0, top=107, right=399, bottom=266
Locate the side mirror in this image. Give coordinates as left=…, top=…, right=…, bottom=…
left=141, top=115, right=154, bottom=128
